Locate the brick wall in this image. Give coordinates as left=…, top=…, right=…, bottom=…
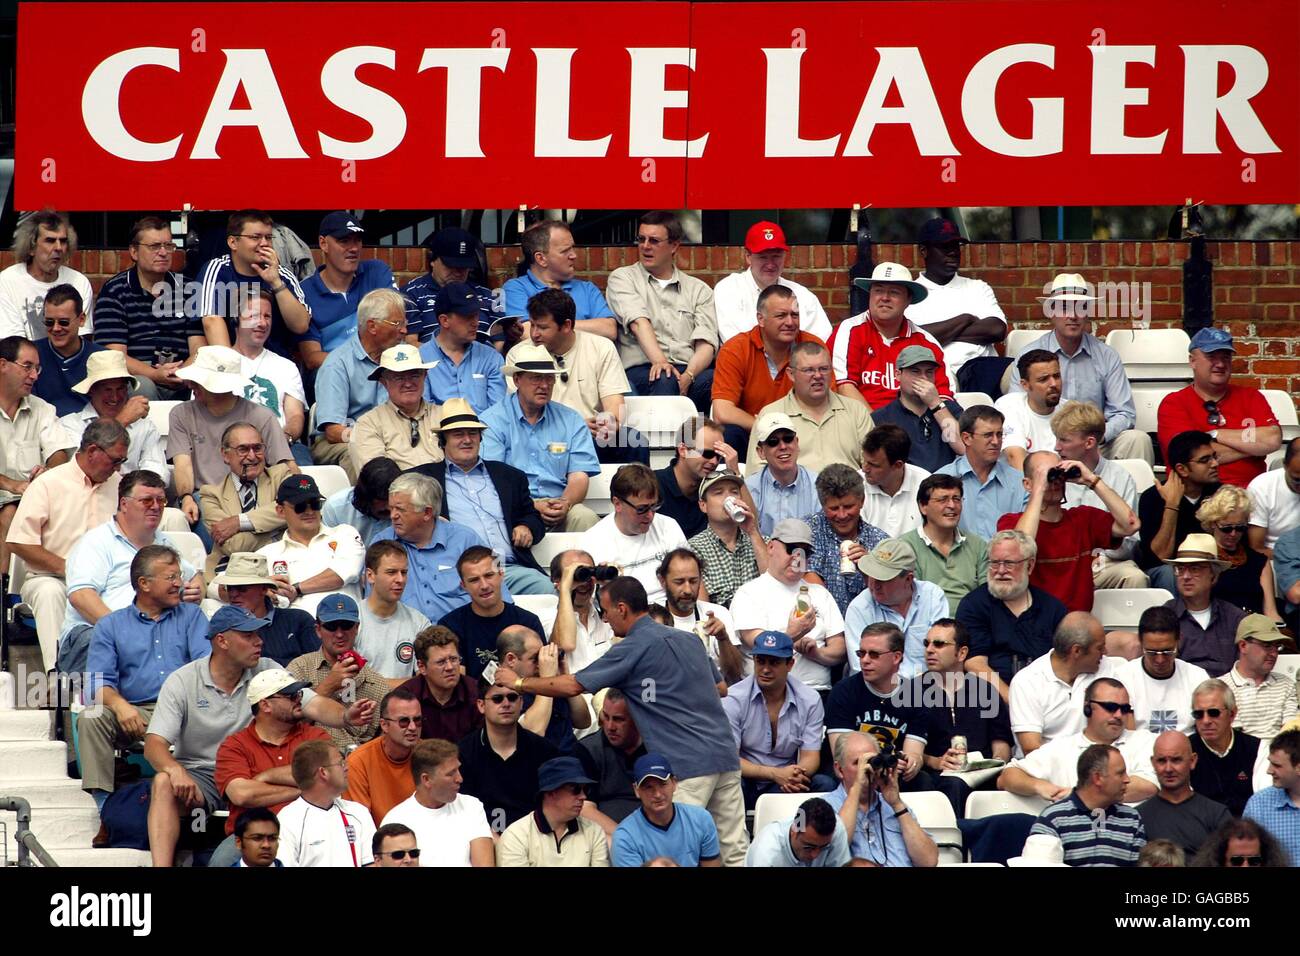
left=7, top=239, right=1299, bottom=391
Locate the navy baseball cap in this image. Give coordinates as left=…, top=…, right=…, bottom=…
left=537, top=756, right=596, bottom=794
left=435, top=282, right=486, bottom=317
left=425, top=227, right=479, bottom=269
left=207, top=605, right=271, bottom=640
left=752, top=630, right=795, bottom=659
left=276, top=474, right=323, bottom=505
left=1189, top=327, right=1235, bottom=354
left=918, top=217, right=967, bottom=245
left=319, top=211, right=365, bottom=240
left=633, top=753, right=674, bottom=786
left=316, top=593, right=360, bottom=624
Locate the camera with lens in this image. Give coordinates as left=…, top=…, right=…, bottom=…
left=1046, top=465, right=1081, bottom=483
left=573, top=564, right=620, bottom=584
left=868, top=743, right=900, bottom=774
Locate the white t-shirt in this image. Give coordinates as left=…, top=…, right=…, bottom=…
left=713, top=270, right=832, bottom=345
left=995, top=392, right=1058, bottom=457
left=536, top=604, right=616, bottom=673
left=1008, top=729, right=1159, bottom=799
left=669, top=600, right=748, bottom=677
left=355, top=600, right=431, bottom=679
left=1247, top=469, right=1300, bottom=551
left=578, top=513, right=687, bottom=605
left=906, top=273, right=1006, bottom=374
left=1008, top=653, right=1130, bottom=743
left=0, top=263, right=95, bottom=339
left=275, top=796, right=376, bottom=867
left=257, top=524, right=366, bottom=615
left=241, top=349, right=307, bottom=429
left=1117, top=658, right=1211, bottom=734
left=730, top=574, right=844, bottom=690
left=860, top=463, right=930, bottom=539
left=381, top=793, right=493, bottom=867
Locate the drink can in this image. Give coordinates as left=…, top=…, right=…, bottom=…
left=951, top=735, right=969, bottom=771
left=723, top=495, right=747, bottom=523
left=839, top=540, right=856, bottom=574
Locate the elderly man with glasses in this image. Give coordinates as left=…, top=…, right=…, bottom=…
left=200, top=421, right=296, bottom=577
left=349, top=343, right=443, bottom=473
left=256, top=474, right=365, bottom=616
left=579, top=463, right=687, bottom=605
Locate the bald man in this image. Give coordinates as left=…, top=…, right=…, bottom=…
left=1136, top=730, right=1230, bottom=856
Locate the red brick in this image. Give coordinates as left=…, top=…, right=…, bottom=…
left=1258, top=287, right=1297, bottom=303
left=1237, top=341, right=1263, bottom=356
left=1228, top=287, right=1253, bottom=303
left=1262, top=341, right=1287, bottom=356
left=1251, top=359, right=1300, bottom=375
left=1270, top=242, right=1291, bottom=265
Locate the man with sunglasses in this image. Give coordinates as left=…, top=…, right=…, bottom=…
left=257, top=474, right=365, bottom=616
left=8, top=417, right=129, bottom=670
left=656, top=416, right=736, bottom=538
left=607, top=211, right=717, bottom=412
left=349, top=343, right=442, bottom=474
left=745, top=412, right=819, bottom=538
left=1137, top=730, right=1231, bottom=857
left=999, top=678, right=1158, bottom=803
left=1158, top=328, right=1280, bottom=489
left=1188, top=678, right=1273, bottom=816
left=497, top=755, right=609, bottom=867
left=314, top=288, right=413, bottom=480
left=1138, top=430, right=1221, bottom=590
left=32, top=284, right=104, bottom=416
left=1246, top=436, right=1300, bottom=558
left=1117, top=606, right=1209, bottom=735
left=211, top=667, right=328, bottom=867
left=1244, top=729, right=1300, bottom=864
left=288, top=593, right=388, bottom=749
left=372, top=824, right=421, bottom=867
left=580, top=463, right=687, bottom=605
left=345, top=689, right=424, bottom=824
left=200, top=422, right=295, bottom=577
left=419, top=283, right=506, bottom=410
left=1224, top=615, right=1298, bottom=738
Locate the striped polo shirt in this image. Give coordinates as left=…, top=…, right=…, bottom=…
left=93, top=268, right=203, bottom=365
left=1225, top=666, right=1299, bottom=739
left=1030, top=792, right=1147, bottom=866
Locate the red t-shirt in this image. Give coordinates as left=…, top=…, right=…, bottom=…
left=1157, top=385, right=1277, bottom=488
left=828, top=313, right=952, bottom=410
left=215, top=719, right=331, bottom=834
left=997, top=505, right=1116, bottom=613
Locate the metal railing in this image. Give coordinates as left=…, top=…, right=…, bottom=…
left=0, top=796, right=59, bottom=867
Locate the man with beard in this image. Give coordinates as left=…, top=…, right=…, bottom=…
left=996, top=350, right=1062, bottom=473
left=656, top=548, right=746, bottom=684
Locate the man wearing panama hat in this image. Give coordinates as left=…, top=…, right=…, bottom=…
left=349, top=343, right=443, bottom=473
left=59, top=348, right=169, bottom=480
left=1162, top=533, right=1246, bottom=677
left=1009, top=272, right=1154, bottom=466
left=828, top=261, right=954, bottom=410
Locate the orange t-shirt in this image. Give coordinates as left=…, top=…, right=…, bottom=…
left=342, top=735, right=416, bottom=825
left=712, top=328, right=833, bottom=417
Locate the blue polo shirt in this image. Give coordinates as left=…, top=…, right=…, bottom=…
left=502, top=272, right=612, bottom=321
left=401, top=275, right=499, bottom=343
left=85, top=602, right=211, bottom=704
left=612, top=803, right=720, bottom=867
left=479, top=394, right=600, bottom=499
left=315, top=334, right=385, bottom=430
left=936, top=456, right=1028, bottom=540
left=418, top=337, right=506, bottom=410
left=34, top=338, right=103, bottom=416
left=301, top=260, right=397, bottom=352
left=371, top=520, right=510, bottom=622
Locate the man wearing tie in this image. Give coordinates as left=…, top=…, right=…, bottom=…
left=199, top=421, right=294, bottom=576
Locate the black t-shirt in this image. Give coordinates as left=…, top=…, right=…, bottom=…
left=908, top=673, right=1012, bottom=759
left=576, top=734, right=647, bottom=823
left=1188, top=731, right=1261, bottom=817
left=655, top=463, right=708, bottom=539
left=955, top=585, right=1067, bottom=684
left=458, top=726, right=560, bottom=828
left=1137, top=792, right=1232, bottom=856
left=438, top=602, right=546, bottom=679
left=869, top=398, right=961, bottom=475
left=259, top=605, right=319, bottom=667
left=825, top=674, right=928, bottom=753
left=1136, top=484, right=1219, bottom=570
left=1214, top=548, right=1267, bottom=614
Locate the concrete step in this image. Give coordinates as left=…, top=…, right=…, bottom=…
left=0, top=740, right=68, bottom=781
left=2, top=805, right=100, bottom=856
left=0, top=708, right=54, bottom=741
left=2, top=778, right=98, bottom=810
left=33, top=847, right=152, bottom=867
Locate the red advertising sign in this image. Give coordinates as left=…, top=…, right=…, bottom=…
left=16, top=1, right=1300, bottom=210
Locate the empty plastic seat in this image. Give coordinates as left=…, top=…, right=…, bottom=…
left=1004, top=329, right=1044, bottom=358
left=1262, top=390, right=1300, bottom=442
left=529, top=532, right=586, bottom=573
left=965, top=790, right=1048, bottom=820
left=301, top=465, right=351, bottom=499
left=955, top=391, right=995, bottom=410
left=1112, top=458, right=1156, bottom=495
left=147, top=400, right=180, bottom=439
left=1105, top=328, right=1192, bottom=382
left=1090, top=588, right=1173, bottom=630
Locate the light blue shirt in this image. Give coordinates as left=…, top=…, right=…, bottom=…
left=1273, top=526, right=1300, bottom=614
left=85, top=602, right=211, bottom=704
left=503, top=272, right=613, bottom=321
left=315, top=334, right=385, bottom=430
left=371, top=520, right=509, bottom=622
left=936, top=456, right=1028, bottom=540
left=443, top=459, right=514, bottom=563
left=1244, top=786, right=1300, bottom=865
left=745, top=815, right=852, bottom=867
left=822, top=784, right=913, bottom=866
left=612, top=803, right=720, bottom=867
left=722, top=675, right=825, bottom=767
left=418, top=337, right=506, bottom=410
left=479, top=394, right=600, bottom=499
left=322, top=487, right=390, bottom=546
left=745, top=465, right=820, bottom=538
left=844, top=579, right=949, bottom=679
left=1009, top=331, right=1136, bottom=443
left=62, top=520, right=198, bottom=640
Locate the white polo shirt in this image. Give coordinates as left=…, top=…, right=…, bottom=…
left=578, top=513, right=687, bottom=606
left=1118, top=657, right=1211, bottom=734
left=731, top=574, right=844, bottom=691
left=1247, top=469, right=1300, bottom=551
left=860, top=463, right=929, bottom=539
left=381, top=792, right=493, bottom=867
left=995, top=391, right=1057, bottom=458
left=275, top=796, right=375, bottom=867
left=1007, top=728, right=1159, bottom=798
left=536, top=604, right=616, bottom=673
left=257, top=522, right=366, bottom=615
left=713, top=269, right=832, bottom=345
left=906, top=273, right=1007, bottom=374
left=1008, top=653, right=1129, bottom=744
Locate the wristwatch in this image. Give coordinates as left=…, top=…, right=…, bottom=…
left=293, top=582, right=304, bottom=599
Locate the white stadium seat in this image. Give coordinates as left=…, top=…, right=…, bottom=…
left=200, top=598, right=223, bottom=619
left=1273, top=654, right=1300, bottom=684
left=586, top=464, right=620, bottom=516
left=965, top=790, right=1048, bottom=820
left=900, top=790, right=963, bottom=864
left=752, top=792, right=810, bottom=836
left=1091, top=588, right=1172, bottom=631
left=513, top=594, right=558, bottom=619
left=1104, top=328, right=1192, bottom=382
left=954, top=391, right=994, bottom=410
left=1262, top=390, right=1300, bottom=442
left=1112, top=458, right=1156, bottom=495
left=626, top=395, right=697, bottom=469
left=1268, top=450, right=1284, bottom=472
left=147, top=400, right=180, bottom=439
left=529, top=532, right=585, bottom=574
left=1131, top=385, right=1178, bottom=435
left=301, top=465, right=351, bottom=499
left=1004, top=328, right=1043, bottom=359
left=166, top=531, right=207, bottom=576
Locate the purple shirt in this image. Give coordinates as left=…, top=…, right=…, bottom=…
left=721, top=675, right=825, bottom=767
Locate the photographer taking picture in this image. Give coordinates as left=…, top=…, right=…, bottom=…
left=824, top=731, right=937, bottom=867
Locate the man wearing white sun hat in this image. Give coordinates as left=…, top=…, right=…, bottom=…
left=60, top=348, right=170, bottom=482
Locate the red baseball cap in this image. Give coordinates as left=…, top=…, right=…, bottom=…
left=744, top=221, right=789, bottom=254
